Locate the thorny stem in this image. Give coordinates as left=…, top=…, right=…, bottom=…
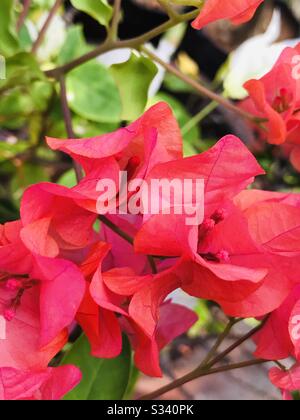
left=17, top=0, right=32, bottom=32
left=31, top=0, right=63, bottom=54
left=139, top=317, right=269, bottom=400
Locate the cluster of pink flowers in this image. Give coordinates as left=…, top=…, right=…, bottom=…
left=0, top=101, right=299, bottom=399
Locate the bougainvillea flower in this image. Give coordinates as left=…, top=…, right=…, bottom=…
left=192, top=0, right=264, bottom=30
left=132, top=139, right=300, bottom=332
left=254, top=285, right=300, bottom=361
left=216, top=195, right=300, bottom=317
left=0, top=219, right=85, bottom=347
left=122, top=301, right=197, bottom=377
left=0, top=365, right=81, bottom=400
left=46, top=103, right=183, bottom=213
left=240, top=44, right=300, bottom=170
left=269, top=364, right=300, bottom=400
left=77, top=244, right=196, bottom=377
left=0, top=287, right=67, bottom=371
left=21, top=183, right=97, bottom=257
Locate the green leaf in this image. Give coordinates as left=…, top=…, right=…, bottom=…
left=57, top=25, right=90, bottom=66
left=66, top=61, right=122, bottom=123
left=62, top=334, right=132, bottom=400
left=70, top=0, right=113, bottom=28
left=0, top=0, right=19, bottom=57
left=110, top=53, right=158, bottom=121
left=0, top=52, right=46, bottom=92
left=58, top=169, right=77, bottom=188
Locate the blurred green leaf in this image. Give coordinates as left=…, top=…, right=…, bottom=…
left=110, top=54, right=158, bottom=121
left=124, top=365, right=140, bottom=400
left=58, top=169, right=77, bottom=188
left=67, top=61, right=121, bottom=123
left=62, top=334, right=132, bottom=401
left=57, top=25, right=90, bottom=66
left=189, top=299, right=211, bottom=337
left=0, top=0, right=19, bottom=57
left=163, top=73, right=194, bottom=93
left=73, top=116, right=119, bottom=137
left=70, top=0, right=113, bottom=28
left=0, top=52, right=47, bottom=93
left=0, top=141, right=31, bottom=162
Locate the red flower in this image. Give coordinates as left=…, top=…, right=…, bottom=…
left=0, top=365, right=81, bottom=400
left=0, top=219, right=85, bottom=348
left=254, top=285, right=300, bottom=361
left=269, top=364, right=300, bottom=400
left=130, top=139, right=300, bottom=336
left=192, top=0, right=264, bottom=30
left=240, top=44, right=300, bottom=170
left=46, top=103, right=183, bottom=214
left=77, top=244, right=197, bottom=377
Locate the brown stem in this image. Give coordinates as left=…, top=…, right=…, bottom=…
left=198, top=318, right=240, bottom=368
left=139, top=359, right=267, bottom=400
left=205, top=316, right=269, bottom=369
left=45, top=9, right=199, bottom=78
left=141, top=46, right=259, bottom=123
left=139, top=317, right=269, bottom=400
left=58, top=75, right=83, bottom=182
left=108, top=0, right=123, bottom=41
left=17, top=0, right=32, bottom=32
left=32, top=0, right=63, bottom=54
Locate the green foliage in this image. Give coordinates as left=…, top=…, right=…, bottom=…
left=62, top=334, right=132, bottom=401
left=67, top=61, right=122, bottom=123
left=70, top=0, right=113, bottom=28
left=0, top=0, right=19, bottom=57
left=110, top=53, right=158, bottom=121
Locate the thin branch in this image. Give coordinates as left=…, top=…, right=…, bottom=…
left=198, top=318, right=240, bottom=368
left=58, top=75, right=83, bottom=182
left=17, top=0, right=32, bottom=32
left=157, top=0, right=179, bottom=20
left=139, top=359, right=268, bottom=400
left=32, top=0, right=63, bottom=54
left=139, top=317, right=269, bottom=400
left=205, top=316, right=269, bottom=369
left=141, top=46, right=261, bottom=123
left=99, top=215, right=134, bottom=245
left=182, top=101, right=218, bottom=136
left=108, top=0, right=123, bottom=41
left=45, top=8, right=200, bottom=78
